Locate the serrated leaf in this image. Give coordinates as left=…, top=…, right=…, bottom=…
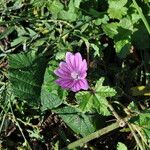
left=8, top=51, right=47, bottom=105
left=75, top=91, right=93, bottom=112
left=94, top=96, right=111, bottom=116
left=8, top=51, right=36, bottom=69
left=117, top=142, right=128, bottom=150
left=53, top=106, right=96, bottom=137
left=108, top=0, right=128, bottom=19
left=102, top=23, right=119, bottom=38
left=41, top=89, right=63, bottom=111
left=76, top=78, right=116, bottom=116
left=95, top=78, right=117, bottom=97
left=108, top=7, right=127, bottom=19
left=47, top=0, right=64, bottom=16
left=58, top=0, right=80, bottom=22
left=96, top=86, right=117, bottom=97
left=55, top=51, right=65, bottom=60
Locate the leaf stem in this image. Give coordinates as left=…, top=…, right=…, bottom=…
left=133, top=0, right=150, bottom=34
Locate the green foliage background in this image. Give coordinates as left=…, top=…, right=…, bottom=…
left=0, top=0, right=150, bottom=149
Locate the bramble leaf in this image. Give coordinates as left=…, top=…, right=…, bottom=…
left=41, top=89, right=63, bottom=111
left=53, top=106, right=96, bottom=137
left=8, top=51, right=47, bottom=105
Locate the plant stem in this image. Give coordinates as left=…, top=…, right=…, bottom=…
left=132, top=124, right=149, bottom=147
left=127, top=123, right=144, bottom=150
left=61, top=121, right=120, bottom=150
left=0, top=114, right=6, bottom=134
left=9, top=99, right=32, bottom=150
left=133, top=0, right=150, bottom=34
left=107, top=101, right=126, bottom=127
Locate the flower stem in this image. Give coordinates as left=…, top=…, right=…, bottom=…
left=133, top=0, right=150, bottom=34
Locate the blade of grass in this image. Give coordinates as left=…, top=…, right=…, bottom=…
left=133, top=0, right=150, bottom=34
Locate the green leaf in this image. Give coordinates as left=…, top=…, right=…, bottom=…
left=95, top=78, right=117, bottom=97
left=75, top=91, right=93, bottom=112
left=76, top=78, right=116, bottom=116
left=53, top=106, right=96, bottom=137
left=114, top=39, right=131, bottom=58
left=91, top=43, right=101, bottom=57
left=11, top=36, right=28, bottom=47
left=41, top=89, right=63, bottom=111
left=102, top=23, right=119, bottom=39
left=8, top=51, right=36, bottom=69
left=108, top=0, right=128, bottom=19
left=8, top=51, right=47, bottom=105
left=131, top=110, right=150, bottom=139
left=102, top=22, right=132, bottom=58
left=58, top=0, right=81, bottom=22
left=0, top=26, right=15, bottom=40
left=93, top=96, right=111, bottom=116
left=42, top=61, right=68, bottom=100
left=40, top=61, right=65, bottom=111
left=47, top=0, right=64, bottom=17
left=117, top=142, right=128, bottom=150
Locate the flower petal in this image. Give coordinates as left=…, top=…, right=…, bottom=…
left=55, top=78, right=74, bottom=89
left=54, top=68, right=70, bottom=79
left=80, top=72, right=87, bottom=79
left=79, top=59, right=87, bottom=73
left=71, top=79, right=89, bottom=92
left=65, top=52, right=75, bottom=70
left=59, top=62, right=71, bottom=73
left=74, top=52, right=82, bottom=69
left=71, top=82, right=81, bottom=92
left=78, top=79, right=89, bottom=90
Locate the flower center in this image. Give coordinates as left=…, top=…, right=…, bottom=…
left=71, top=72, right=79, bottom=80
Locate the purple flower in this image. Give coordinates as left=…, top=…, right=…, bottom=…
left=54, top=52, right=89, bottom=92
